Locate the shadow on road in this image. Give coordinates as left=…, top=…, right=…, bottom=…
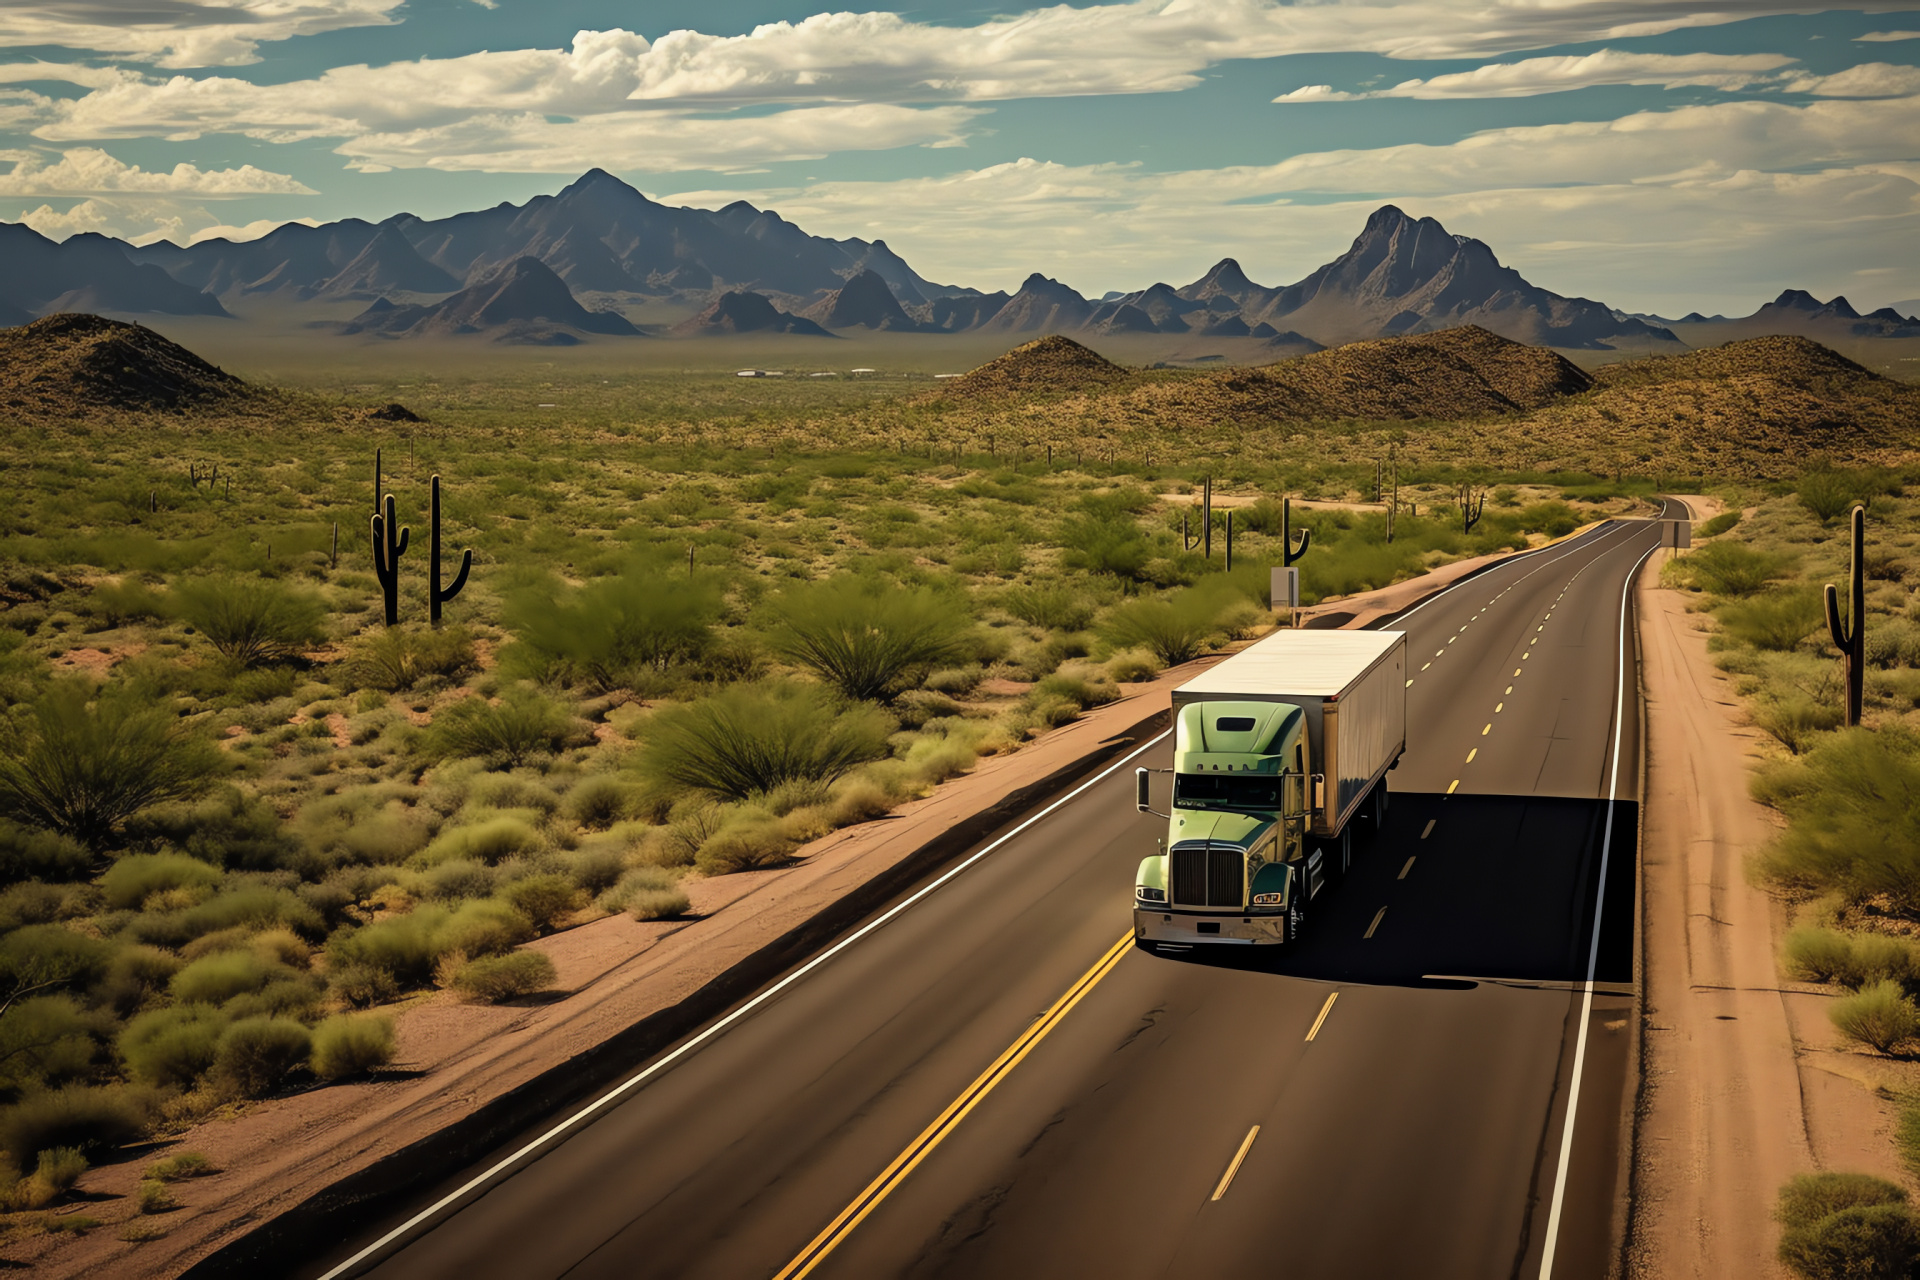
left=1145, top=791, right=1636, bottom=990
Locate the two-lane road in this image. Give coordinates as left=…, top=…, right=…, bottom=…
left=314, top=508, right=1673, bottom=1280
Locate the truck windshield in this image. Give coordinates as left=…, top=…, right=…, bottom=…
left=1174, top=772, right=1283, bottom=811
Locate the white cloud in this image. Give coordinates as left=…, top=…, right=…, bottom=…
left=1783, top=62, right=1920, bottom=97
left=0, top=61, right=130, bottom=89
left=0, top=146, right=314, bottom=196
left=0, top=0, right=404, bottom=69
left=669, top=93, right=1920, bottom=314
left=1275, top=50, right=1796, bottom=101
left=1856, top=30, right=1920, bottom=41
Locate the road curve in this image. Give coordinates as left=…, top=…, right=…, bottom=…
left=316, top=509, right=1673, bottom=1280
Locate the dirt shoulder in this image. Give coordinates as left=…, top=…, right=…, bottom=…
left=1629, top=551, right=1900, bottom=1278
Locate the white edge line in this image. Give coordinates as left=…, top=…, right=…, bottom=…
left=318, top=728, right=1174, bottom=1280
left=1536, top=521, right=1663, bottom=1279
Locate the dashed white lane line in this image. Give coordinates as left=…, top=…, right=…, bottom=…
left=1364, top=906, right=1388, bottom=939
left=1421, top=820, right=1436, bottom=839
left=1399, top=857, right=1416, bottom=880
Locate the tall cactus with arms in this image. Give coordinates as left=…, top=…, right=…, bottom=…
left=371, top=492, right=409, bottom=627
left=1281, top=496, right=1311, bottom=567
left=429, top=474, right=472, bottom=625
left=1823, top=503, right=1866, bottom=727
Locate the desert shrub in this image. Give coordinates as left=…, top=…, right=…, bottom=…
left=327, top=907, right=450, bottom=989
left=95, top=946, right=181, bottom=1017
left=1699, top=511, right=1741, bottom=538
left=1799, top=471, right=1865, bottom=524
left=637, top=681, right=892, bottom=803
left=16, top=1146, right=89, bottom=1207
left=146, top=1151, right=217, bottom=1182
left=563, top=838, right=630, bottom=894
left=85, top=580, right=166, bottom=628
left=563, top=775, right=631, bottom=830
left=422, top=687, right=573, bottom=769
left=1829, top=980, right=1920, bottom=1055
left=765, top=576, right=973, bottom=702
left=1866, top=621, right=1920, bottom=671
left=450, top=951, right=556, bottom=1003
left=100, top=853, right=221, bottom=911
left=415, top=816, right=538, bottom=868
left=1099, top=591, right=1222, bottom=666
left=0, top=996, right=100, bottom=1094
left=437, top=899, right=534, bottom=958
left=893, top=689, right=964, bottom=730
left=1682, top=541, right=1792, bottom=597
left=419, top=857, right=496, bottom=901
left=502, top=874, right=579, bottom=931
left=326, top=963, right=398, bottom=1009
left=0, top=880, right=68, bottom=930
left=0, top=924, right=115, bottom=1001
left=1719, top=589, right=1825, bottom=651
left=340, top=626, right=475, bottom=692
left=1033, top=671, right=1119, bottom=711
left=1059, top=512, right=1152, bottom=580
left=999, top=586, right=1095, bottom=632
left=221, top=978, right=323, bottom=1022
left=119, top=1006, right=227, bottom=1088
left=597, top=866, right=680, bottom=910
left=211, top=1017, right=311, bottom=1098
left=308, top=1014, right=395, bottom=1081
left=171, top=575, right=326, bottom=667
left=0, top=820, right=90, bottom=886
left=1755, top=731, right=1920, bottom=911
left=924, top=667, right=983, bottom=695
left=504, top=567, right=720, bottom=691
left=693, top=817, right=793, bottom=875
left=1517, top=501, right=1581, bottom=538
left=1752, top=696, right=1845, bottom=755
left=0, top=680, right=222, bottom=848
left=0, top=1084, right=150, bottom=1171
left=1785, top=928, right=1920, bottom=989
left=1776, top=1172, right=1920, bottom=1280
left=125, top=886, right=325, bottom=949
left=137, top=1179, right=178, bottom=1214
left=170, top=951, right=283, bottom=1005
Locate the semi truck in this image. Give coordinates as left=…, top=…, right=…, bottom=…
left=1133, top=629, right=1408, bottom=948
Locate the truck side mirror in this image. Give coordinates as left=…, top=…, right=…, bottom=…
left=1282, top=772, right=1306, bottom=813
left=1136, top=767, right=1151, bottom=813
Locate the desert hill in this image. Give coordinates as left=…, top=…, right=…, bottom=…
left=800, top=269, right=921, bottom=331
left=673, top=291, right=833, bottom=337
left=1673, top=289, right=1920, bottom=342
left=929, top=336, right=1135, bottom=399
left=340, top=257, right=639, bottom=343
left=0, top=312, right=256, bottom=416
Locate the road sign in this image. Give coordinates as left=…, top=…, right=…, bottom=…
left=1271, top=566, right=1299, bottom=610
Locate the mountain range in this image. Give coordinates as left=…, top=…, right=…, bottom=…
left=1, top=169, right=1913, bottom=350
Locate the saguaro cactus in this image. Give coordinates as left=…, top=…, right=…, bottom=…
left=372, top=447, right=382, bottom=513
left=371, top=492, right=409, bottom=626
left=1224, top=510, right=1234, bottom=572
left=1460, top=483, right=1486, bottom=535
left=1823, top=503, right=1867, bottom=727
left=429, top=474, right=472, bottom=625
left=1281, top=496, right=1312, bottom=566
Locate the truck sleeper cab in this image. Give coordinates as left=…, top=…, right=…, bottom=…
left=1134, top=630, right=1407, bottom=949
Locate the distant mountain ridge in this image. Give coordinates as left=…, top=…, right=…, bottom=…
left=0, top=171, right=1898, bottom=351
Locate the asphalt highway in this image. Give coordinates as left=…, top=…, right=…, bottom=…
left=317, top=508, right=1673, bottom=1280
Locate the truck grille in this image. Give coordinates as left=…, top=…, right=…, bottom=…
left=1172, top=845, right=1243, bottom=908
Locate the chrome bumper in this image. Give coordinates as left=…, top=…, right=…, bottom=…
left=1134, top=907, right=1286, bottom=946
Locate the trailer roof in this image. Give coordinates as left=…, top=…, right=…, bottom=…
left=1176, top=629, right=1405, bottom=699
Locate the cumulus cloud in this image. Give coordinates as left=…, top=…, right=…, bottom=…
left=671, top=92, right=1920, bottom=314
left=1276, top=50, right=1796, bottom=101
left=0, top=147, right=314, bottom=196
left=0, top=61, right=129, bottom=89
left=0, top=0, right=403, bottom=69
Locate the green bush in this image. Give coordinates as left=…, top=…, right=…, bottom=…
left=1785, top=928, right=1920, bottom=989
left=309, top=1014, right=395, bottom=1081
left=1756, top=731, right=1920, bottom=911
left=125, top=886, right=326, bottom=949
left=327, top=907, right=449, bottom=989
left=437, top=898, right=535, bottom=958
left=504, top=566, right=720, bottom=691
left=0, top=820, right=90, bottom=885
left=1699, top=511, right=1741, bottom=538
left=420, top=856, right=496, bottom=901
left=340, top=626, right=475, bottom=692
left=169, top=950, right=286, bottom=1005
left=450, top=951, right=557, bottom=1003
left=1829, top=980, right=1919, bottom=1055
left=211, top=1017, right=311, bottom=1098
left=0, top=924, right=115, bottom=1002
left=172, top=575, right=326, bottom=667
left=1681, top=541, right=1792, bottom=597
left=415, top=816, right=538, bottom=868
left=119, top=1006, right=228, bottom=1088
left=1099, top=591, right=1222, bottom=666
left=0, top=996, right=100, bottom=1094
left=599, top=867, right=690, bottom=918
left=1777, top=1172, right=1920, bottom=1280
left=30, top=1146, right=88, bottom=1200
left=637, top=681, right=892, bottom=803
left=137, top=1178, right=178, bottom=1214
left=99, top=853, right=222, bottom=911
left=423, top=687, right=573, bottom=769
left=1798, top=471, right=1865, bottom=524
left=563, top=775, right=631, bottom=830
left=999, top=586, right=1095, bottom=632
left=766, top=576, right=973, bottom=702
left=1752, top=696, right=1844, bottom=755
left=1719, top=589, right=1825, bottom=651
left=146, top=1150, right=217, bottom=1182
left=0, top=1084, right=151, bottom=1171
left=502, top=874, right=580, bottom=931
left=1059, top=513, right=1151, bottom=581
left=0, top=680, right=222, bottom=848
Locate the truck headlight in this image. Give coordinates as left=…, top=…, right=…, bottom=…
left=1250, top=892, right=1284, bottom=906
left=1136, top=887, right=1166, bottom=903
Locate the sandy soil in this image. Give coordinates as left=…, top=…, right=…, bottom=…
left=1629, top=549, right=1901, bottom=1278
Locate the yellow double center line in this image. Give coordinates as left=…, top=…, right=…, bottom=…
left=774, top=931, right=1135, bottom=1280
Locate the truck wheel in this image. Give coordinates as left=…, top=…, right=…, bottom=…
left=1366, top=784, right=1388, bottom=836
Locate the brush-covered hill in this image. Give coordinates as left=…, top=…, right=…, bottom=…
left=1512, top=335, right=1920, bottom=476
left=926, top=335, right=1135, bottom=400
left=0, top=312, right=263, bottom=417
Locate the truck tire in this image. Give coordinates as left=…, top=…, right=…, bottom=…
left=1365, top=783, right=1388, bottom=837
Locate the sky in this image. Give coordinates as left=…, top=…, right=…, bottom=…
left=1, top=1, right=1918, bottom=316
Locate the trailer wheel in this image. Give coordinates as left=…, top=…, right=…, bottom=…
left=1365, top=783, right=1389, bottom=836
